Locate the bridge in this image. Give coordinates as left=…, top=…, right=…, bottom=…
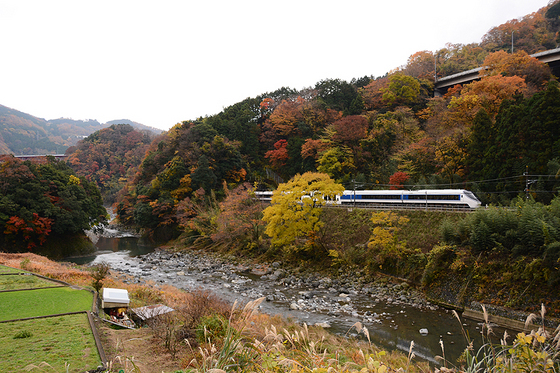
left=434, top=47, right=560, bottom=95
left=14, top=154, right=67, bottom=161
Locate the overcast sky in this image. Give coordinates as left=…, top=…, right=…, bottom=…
left=0, top=0, right=551, bottom=130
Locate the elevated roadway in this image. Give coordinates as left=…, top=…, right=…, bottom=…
left=434, top=47, right=560, bottom=95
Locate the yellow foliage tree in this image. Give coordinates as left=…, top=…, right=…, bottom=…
left=368, top=211, right=409, bottom=268
left=262, top=172, right=344, bottom=247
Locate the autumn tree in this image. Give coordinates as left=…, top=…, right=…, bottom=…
left=395, top=138, right=439, bottom=180
left=317, top=147, right=355, bottom=182
left=481, top=9, right=555, bottom=54
left=332, top=115, right=368, bottom=145
left=66, top=123, right=154, bottom=203
left=211, top=182, right=266, bottom=252
left=4, top=214, right=52, bottom=250
left=448, top=74, right=527, bottom=122
left=481, top=50, right=551, bottom=89
left=367, top=211, right=410, bottom=271
left=262, top=172, right=344, bottom=251
left=265, top=139, right=289, bottom=170
left=301, top=139, right=329, bottom=161
left=435, top=43, right=487, bottom=77
left=260, top=98, right=304, bottom=145
left=360, top=77, right=389, bottom=111
left=401, top=51, right=435, bottom=80
left=381, top=73, right=423, bottom=108
left=389, top=171, right=409, bottom=190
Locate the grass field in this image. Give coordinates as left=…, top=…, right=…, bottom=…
left=0, top=274, right=61, bottom=291
left=0, top=264, right=23, bottom=274
left=0, top=313, right=102, bottom=372
left=0, top=287, right=93, bottom=321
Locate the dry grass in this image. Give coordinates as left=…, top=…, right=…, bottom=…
left=0, top=253, right=436, bottom=373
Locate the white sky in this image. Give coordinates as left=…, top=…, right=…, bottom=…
left=0, top=0, right=551, bottom=130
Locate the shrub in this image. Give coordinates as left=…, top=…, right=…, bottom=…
left=421, top=245, right=456, bottom=286
left=440, top=218, right=459, bottom=244
left=90, top=262, right=110, bottom=293
left=196, top=314, right=229, bottom=345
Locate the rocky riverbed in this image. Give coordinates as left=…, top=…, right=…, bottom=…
left=91, top=247, right=490, bottom=364
left=108, top=248, right=438, bottom=326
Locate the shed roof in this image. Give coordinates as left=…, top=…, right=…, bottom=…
left=132, top=304, right=175, bottom=321
left=102, top=288, right=130, bottom=304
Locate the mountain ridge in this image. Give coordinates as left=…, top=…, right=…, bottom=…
left=0, top=103, right=162, bottom=155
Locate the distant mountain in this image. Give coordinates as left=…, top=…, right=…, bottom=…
left=105, top=119, right=163, bottom=134
left=0, top=104, right=162, bottom=155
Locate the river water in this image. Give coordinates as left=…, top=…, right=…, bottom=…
left=70, top=231, right=514, bottom=367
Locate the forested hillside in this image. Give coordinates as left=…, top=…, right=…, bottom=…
left=0, top=155, right=106, bottom=257
left=3, top=1, right=560, bottom=269
left=105, top=2, right=560, bottom=239
left=66, top=124, right=155, bottom=203
left=0, top=104, right=160, bottom=156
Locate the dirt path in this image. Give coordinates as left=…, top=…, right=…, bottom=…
left=96, top=320, right=185, bottom=373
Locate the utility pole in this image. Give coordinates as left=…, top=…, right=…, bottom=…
left=524, top=165, right=529, bottom=199
left=512, top=31, right=515, bottom=54
left=353, top=178, right=356, bottom=207
left=524, top=166, right=537, bottom=199
left=434, top=52, right=437, bottom=83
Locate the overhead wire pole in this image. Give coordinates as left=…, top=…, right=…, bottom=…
left=525, top=166, right=529, bottom=199
left=434, top=51, right=437, bottom=83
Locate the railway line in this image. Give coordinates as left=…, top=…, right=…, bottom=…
left=255, top=189, right=482, bottom=212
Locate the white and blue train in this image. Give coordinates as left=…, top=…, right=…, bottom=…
left=255, top=189, right=481, bottom=209
left=337, top=189, right=481, bottom=209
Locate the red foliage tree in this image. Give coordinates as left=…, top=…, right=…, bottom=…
left=389, top=171, right=409, bottom=190
left=332, top=115, right=368, bottom=144
left=4, top=213, right=53, bottom=250
left=265, top=139, right=289, bottom=169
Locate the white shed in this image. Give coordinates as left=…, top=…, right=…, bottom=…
left=102, top=288, right=130, bottom=308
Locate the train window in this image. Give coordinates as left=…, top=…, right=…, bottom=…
left=405, top=194, right=460, bottom=200
left=406, top=195, right=425, bottom=200
left=427, top=195, right=460, bottom=200
left=361, top=195, right=401, bottom=199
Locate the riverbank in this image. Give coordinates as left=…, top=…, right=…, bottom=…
left=111, top=247, right=438, bottom=317
left=98, top=246, right=532, bottom=365
left=110, top=247, right=559, bottom=339
left=0, top=252, right=433, bottom=373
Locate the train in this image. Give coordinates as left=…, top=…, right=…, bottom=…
left=255, top=189, right=481, bottom=209
left=337, top=189, right=481, bottom=209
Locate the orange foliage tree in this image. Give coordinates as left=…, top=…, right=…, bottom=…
left=401, top=51, right=435, bottom=80
left=448, top=74, right=527, bottom=122
left=481, top=50, right=551, bottom=88
left=301, top=139, right=329, bottom=161
left=211, top=183, right=266, bottom=251
left=360, top=77, right=389, bottom=111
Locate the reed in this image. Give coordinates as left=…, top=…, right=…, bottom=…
left=447, top=304, right=560, bottom=373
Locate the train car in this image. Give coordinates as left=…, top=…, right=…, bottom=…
left=254, top=190, right=273, bottom=202
left=337, top=189, right=481, bottom=209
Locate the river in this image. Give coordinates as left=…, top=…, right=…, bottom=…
left=69, top=231, right=514, bottom=367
